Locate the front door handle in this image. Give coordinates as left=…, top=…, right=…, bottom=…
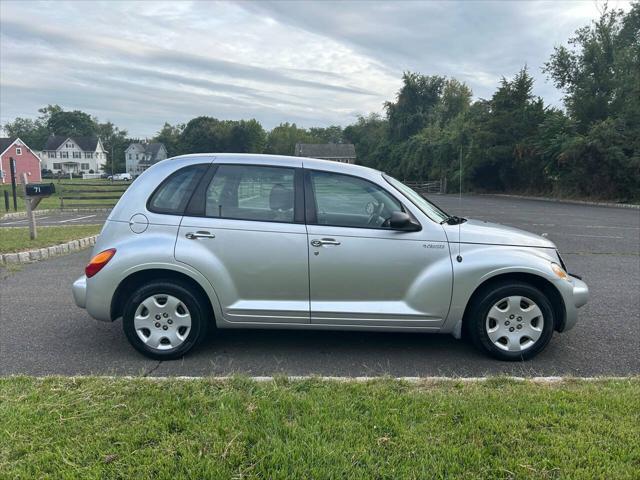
left=186, top=231, right=215, bottom=239
left=311, top=238, right=341, bottom=247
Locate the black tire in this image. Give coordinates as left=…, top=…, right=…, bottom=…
left=467, top=281, right=554, bottom=361
left=122, top=280, right=210, bottom=360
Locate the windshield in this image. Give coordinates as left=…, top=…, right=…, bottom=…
left=383, top=174, right=450, bottom=223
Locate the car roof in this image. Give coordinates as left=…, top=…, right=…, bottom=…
left=167, top=153, right=382, bottom=177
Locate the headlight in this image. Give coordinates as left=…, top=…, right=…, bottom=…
left=556, top=250, right=568, bottom=271
left=551, top=262, right=569, bottom=280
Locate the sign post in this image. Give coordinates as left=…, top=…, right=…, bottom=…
left=10, top=157, right=17, bottom=211
left=21, top=173, right=37, bottom=239
left=21, top=174, right=56, bottom=240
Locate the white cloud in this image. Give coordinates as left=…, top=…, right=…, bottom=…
left=0, top=0, right=631, bottom=137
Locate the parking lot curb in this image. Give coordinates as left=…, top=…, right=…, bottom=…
left=20, top=375, right=637, bottom=382
left=0, top=235, right=97, bottom=266
left=1, top=208, right=112, bottom=221
left=484, top=194, right=640, bottom=209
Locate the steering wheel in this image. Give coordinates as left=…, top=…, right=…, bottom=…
left=367, top=202, right=385, bottom=226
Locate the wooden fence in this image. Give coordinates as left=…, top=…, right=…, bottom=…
left=58, top=182, right=130, bottom=210
left=402, top=179, right=447, bottom=195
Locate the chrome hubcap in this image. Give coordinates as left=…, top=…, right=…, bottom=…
left=485, top=296, right=544, bottom=352
left=134, top=294, right=191, bottom=350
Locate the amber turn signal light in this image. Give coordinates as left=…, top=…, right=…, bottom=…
left=85, top=248, right=116, bottom=278
left=551, top=262, right=569, bottom=280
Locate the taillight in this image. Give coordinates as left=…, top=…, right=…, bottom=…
left=85, top=248, right=116, bottom=278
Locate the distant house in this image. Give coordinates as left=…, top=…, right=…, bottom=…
left=0, top=138, right=42, bottom=184
left=39, top=136, right=107, bottom=174
left=294, top=143, right=356, bottom=164
left=125, top=142, right=168, bottom=175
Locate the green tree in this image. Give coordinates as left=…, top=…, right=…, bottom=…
left=543, top=2, right=640, bottom=200
left=2, top=117, right=49, bottom=150
left=435, top=79, right=472, bottom=125
left=98, top=121, right=130, bottom=173
left=228, top=119, right=266, bottom=153
left=544, top=4, right=639, bottom=132
left=47, top=109, right=98, bottom=137
left=385, top=73, right=446, bottom=141
left=265, top=122, right=316, bottom=155
left=1, top=104, right=63, bottom=149
left=467, top=68, right=548, bottom=192
left=343, top=114, right=388, bottom=170
left=153, top=122, right=184, bottom=157
left=180, top=116, right=231, bottom=153
left=308, top=125, right=344, bottom=144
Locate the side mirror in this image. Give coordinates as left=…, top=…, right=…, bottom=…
left=389, top=211, right=421, bottom=231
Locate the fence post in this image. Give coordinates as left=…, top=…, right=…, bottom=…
left=4, top=190, right=9, bottom=212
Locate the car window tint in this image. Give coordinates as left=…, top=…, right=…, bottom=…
left=148, top=164, right=207, bottom=215
left=310, top=171, right=402, bottom=228
left=205, top=165, right=295, bottom=223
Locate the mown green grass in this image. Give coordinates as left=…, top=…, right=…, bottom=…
left=1, top=377, right=638, bottom=479
left=0, top=179, right=128, bottom=211
left=0, top=225, right=102, bottom=253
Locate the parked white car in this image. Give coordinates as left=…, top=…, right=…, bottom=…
left=112, top=173, right=132, bottom=181
left=73, top=154, right=588, bottom=361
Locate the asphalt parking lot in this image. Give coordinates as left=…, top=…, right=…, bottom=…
left=1, top=195, right=638, bottom=377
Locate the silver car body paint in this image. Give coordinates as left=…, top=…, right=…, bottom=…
left=73, top=153, right=588, bottom=340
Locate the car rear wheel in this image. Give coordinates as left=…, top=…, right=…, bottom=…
left=122, top=281, right=209, bottom=360
left=467, top=281, right=554, bottom=361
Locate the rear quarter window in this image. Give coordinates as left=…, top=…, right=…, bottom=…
left=147, top=164, right=209, bottom=215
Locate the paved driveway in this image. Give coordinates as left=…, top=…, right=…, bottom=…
left=1, top=195, right=638, bottom=377
left=0, top=211, right=109, bottom=227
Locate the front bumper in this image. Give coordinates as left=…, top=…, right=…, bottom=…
left=571, top=276, right=589, bottom=309
left=72, top=275, right=87, bottom=309
left=560, top=275, right=589, bottom=331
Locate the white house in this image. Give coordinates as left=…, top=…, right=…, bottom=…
left=125, top=142, right=168, bottom=175
left=39, top=136, right=107, bottom=174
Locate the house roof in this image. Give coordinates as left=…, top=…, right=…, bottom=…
left=294, top=143, right=356, bottom=159
left=0, top=137, right=41, bottom=160
left=44, top=136, right=100, bottom=151
left=128, top=142, right=166, bottom=163
left=0, top=137, right=16, bottom=154
left=126, top=143, right=145, bottom=153
left=146, top=143, right=165, bottom=157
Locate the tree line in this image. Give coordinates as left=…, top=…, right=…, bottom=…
left=3, top=4, right=638, bottom=200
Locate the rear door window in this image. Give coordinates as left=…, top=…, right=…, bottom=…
left=147, top=164, right=208, bottom=215
left=204, top=165, right=296, bottom=223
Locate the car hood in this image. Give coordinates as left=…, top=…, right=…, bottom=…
left=444, top=219, right=556, bottom=248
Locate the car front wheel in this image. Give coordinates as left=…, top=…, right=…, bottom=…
left=122, top=281, right=209, bottom=360
left=467, top=281, right=555, bottom=361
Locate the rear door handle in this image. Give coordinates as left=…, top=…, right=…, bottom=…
left=186, top=231, right=215, bottom=239
left=311, top=238, right=341, bottom=247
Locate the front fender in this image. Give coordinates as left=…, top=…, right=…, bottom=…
left=441, top=243, right=564, bottom=335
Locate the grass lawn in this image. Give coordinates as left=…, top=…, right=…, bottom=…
left=0, top=178, right=128, bottom=211
left=0, top=225, right=102, bottom=253
left=1, top=377, right=638, bottom=479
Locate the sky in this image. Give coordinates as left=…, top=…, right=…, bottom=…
left=0, top=0, right=633, bottom=138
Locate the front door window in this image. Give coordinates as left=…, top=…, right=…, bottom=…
left=309, top=170, right=403, bottom=229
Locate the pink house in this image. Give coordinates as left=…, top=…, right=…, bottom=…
left=0, top=138, right=42, bottom=184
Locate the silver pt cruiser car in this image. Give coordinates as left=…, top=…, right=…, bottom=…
left=73, top=154, right=588, bottom=361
